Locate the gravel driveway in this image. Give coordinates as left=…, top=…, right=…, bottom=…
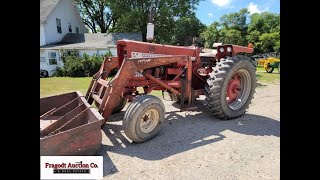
left=98, top=82, right=280, bottom=180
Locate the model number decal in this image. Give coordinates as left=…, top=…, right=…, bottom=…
left=138, top=59, right=152, bottom=63
left=132, top=52, right=164, bottom=58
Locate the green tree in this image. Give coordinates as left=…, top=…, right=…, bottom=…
left=200, top=9, right=250, bottom=47
left=219, top=29, right=242, bottom=45
left=200, top=21, right=220, bottom=48
left=274, top=39, right=280, bottom=52
left=200, top=9, right=280, bottom=54
left=110, top=0, right=201, bottom=42
left=248, top=12, right=280, bottom=34
left=76, top=0, right=119, bottom=33
left=258, top=32, right=280, bottom=53
left=171, top=15, right=206, bottom=46
left=246, top=30, right=260, bottom=44
left=247, top=12, right=280, bottom=53
left=220, top=9, right=249, bottom=37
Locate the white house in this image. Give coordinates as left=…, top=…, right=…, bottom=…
left=40, top=0, right=86, bottom=76
left=40, top=32, right=143, bottom=76
left=40, top=0, right=142, bottom=77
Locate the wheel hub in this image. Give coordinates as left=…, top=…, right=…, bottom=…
left=227, top=74, right=241, bottom=103
left=140, top=109, right=159, bottom=134
left=225, top=69, right=252, bottom=110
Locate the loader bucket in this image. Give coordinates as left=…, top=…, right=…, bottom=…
left=40, top=91, right=104, bottom=155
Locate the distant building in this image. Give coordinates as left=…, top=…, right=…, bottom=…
left=40, top=0, right=142, bottom=76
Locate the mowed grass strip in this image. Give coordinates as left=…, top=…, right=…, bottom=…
left=40, top=67, right=279, bottom=97
left=40, top=77, right=162, bottom=98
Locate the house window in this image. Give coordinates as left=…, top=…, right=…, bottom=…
left=76, top=27, right=79, bottom=34
left=48, top=52, right=57, bottom=65
left=68, top=23, right=72, bottom=33
left=56, top=18, right=62, bottom=33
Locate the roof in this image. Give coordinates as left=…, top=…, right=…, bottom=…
left=40, top=0, right=60, bottom=23
left=40, top=33, right=143, bottom=50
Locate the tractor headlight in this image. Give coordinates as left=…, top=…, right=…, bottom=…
left=219, top=47, right=224, bottom=52
left=227, top=47, right=232, bottom=52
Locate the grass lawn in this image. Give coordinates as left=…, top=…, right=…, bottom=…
left=40, top=77, right=162, bottom=97
left=256, top=66, right=280, bottom=84
left=40, top=66, right=279, bottom=97
left=40, top=77, right=92, bottom=97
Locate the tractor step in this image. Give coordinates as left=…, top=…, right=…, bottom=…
left=92, top=94, right=102, bottom=105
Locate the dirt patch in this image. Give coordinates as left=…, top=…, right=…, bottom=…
left=98, top=82, right=280, bottom=180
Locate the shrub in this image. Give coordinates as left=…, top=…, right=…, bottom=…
left=54, top=67, right=65, bottom=77
left=63, top=56, right=85, bottom=77
left=55, top=51, right=105, bottom=77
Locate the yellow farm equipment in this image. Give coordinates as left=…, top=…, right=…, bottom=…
left=255, top=52, right=280, bottom=73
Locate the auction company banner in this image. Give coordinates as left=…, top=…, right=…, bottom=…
left=41, top=156, right=103, bottom=179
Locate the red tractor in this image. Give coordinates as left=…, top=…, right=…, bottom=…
left=40, top=39, right=256, bottom=155
left=84, top=39, right=256, bottom=142
left=40, top=10, right=256, bottom=155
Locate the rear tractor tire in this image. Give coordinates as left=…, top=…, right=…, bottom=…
left=204, top=55, right=256, bottom=120
left=95, top=97, right=127, bottom=114
left=123, top=95, right=165, bottom=143
left=111, top=97, right=128, bottom=114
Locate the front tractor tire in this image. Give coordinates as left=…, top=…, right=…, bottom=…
left=123, top=95, right=166, bottom=143
left=205, top=55, right=256, bottom=120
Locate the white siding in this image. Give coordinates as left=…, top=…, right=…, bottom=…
left=40, top=50, right=61, bottom=77
left=40, top=50, right=45, bottom=58
left=78, top=50, right=98, bottom=56
left=97, top=49, right=108, bottom=56
left=40, top=24, right=46, bottom=46
left=41, top=48, right=116, bottom=76
left=40, top=50, right=46, bottom=69
left=110, top=48, right=117, bottom=57
left=42, top=0, right=85, bottom=45
left=78, top=48, right=116, bottom=56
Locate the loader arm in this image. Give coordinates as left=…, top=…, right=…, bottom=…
left=86, top=55, right=190, bottom=122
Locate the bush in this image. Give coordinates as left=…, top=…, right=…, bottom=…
left=54, top=67, right=65, bottom=77
left=64, top=56, right=85, bottom=77
left=55, top=52, right=105, bottom=77
left=82, top=53, right=104, bottom=77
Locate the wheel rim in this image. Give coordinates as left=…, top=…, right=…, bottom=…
left=140, top=109, right=159, bottom=133
left=226, top=69, right=252, bottom=110
left=40, top=72, right=47, bottom=77
left=266, top=66, right=273, bottom=72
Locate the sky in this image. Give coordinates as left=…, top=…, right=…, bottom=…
left=195, top=0, right=280, bottom=25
